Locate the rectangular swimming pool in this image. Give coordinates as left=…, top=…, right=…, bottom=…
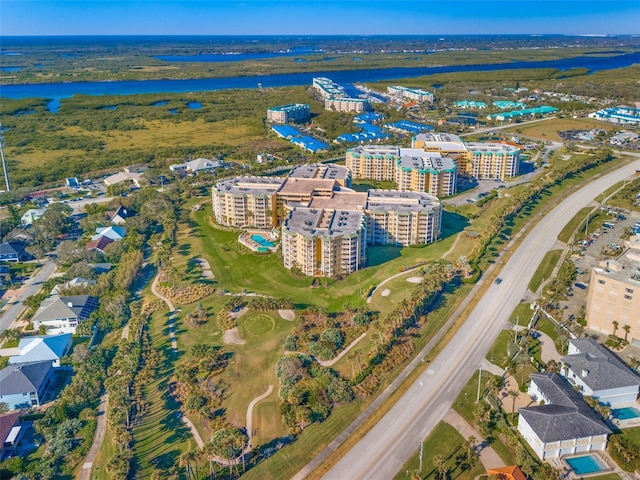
left=612, top=406, right=640, bottom=420
left=565, top=455, right=607, bottom=475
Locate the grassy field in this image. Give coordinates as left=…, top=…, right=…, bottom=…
left=486, top=330, right=514, bottom=369
left=504, top=117, right=616, bottom=141
left=622, top=426, right=640, bottom=445
left=393, top=422, right=485, bottom=480
left=558, top=206, right=597, bottom=243
left=528, top=249, right=563, bottom=292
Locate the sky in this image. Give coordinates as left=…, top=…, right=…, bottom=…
left=1, top=0, right=639, bottom=36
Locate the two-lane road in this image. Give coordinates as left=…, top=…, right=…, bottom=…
left=322, top=157, right=640, bottom=480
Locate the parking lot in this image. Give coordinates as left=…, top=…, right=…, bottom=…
left=558, top=207, right=640, bottom=331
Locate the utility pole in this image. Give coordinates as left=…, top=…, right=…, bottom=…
left=0, top=124, right=10, bottom=192
left=419, top=440, right=424, bottom=474
left=476, top=365, right=482, bottom=402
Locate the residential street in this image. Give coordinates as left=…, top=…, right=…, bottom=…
left=319, top=157, right=640, bottom=480
left=0, top=259, right=56, bottom=332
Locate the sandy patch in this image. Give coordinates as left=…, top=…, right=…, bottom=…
left=201, top=270, right=214, bottom=279
left=223, top=327, right=246, bottom=345
left=381, top=289, right=391, bottom=297
left=406, top=276, right=422, bottom=284
left=278, top=309, right=295, bottom=321
left=229, top=306, right=248, bottom=319
left=198, top=258, right=214, bottom=279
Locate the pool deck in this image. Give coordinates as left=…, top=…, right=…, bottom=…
left=239, top=229, right=279, bottom=253
left=611, top=404, right=640, bottom=429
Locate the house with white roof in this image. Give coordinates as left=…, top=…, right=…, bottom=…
left=5, top=334, right=72, bottom=367
left=91, top=226, right=126, bottom=242
left=170, top=158, right=224, bottom=174
left=103, top=171, right=141, bottom=188
left=561, top=337, right=640, bottom=406
left=518, top=372, right=611, bottom=460
left=20, top=208, right=47, bottom=227
left=50, top=277, right=96, bottom=295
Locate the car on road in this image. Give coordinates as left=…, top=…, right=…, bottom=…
left=494, top=278, right=502, bottom=284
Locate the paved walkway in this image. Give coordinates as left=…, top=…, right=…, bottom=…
left=367, top=268, right=422, bottom=304
left=150, top=274, right=177, bottom=352
left=319, top=333, right=367, bottom=367
left=181, top=415, right=205, bottom=448
left=480, top=358, right=505, bottom=377
left=443, top=410, right=504, bottom=470
left=78, top=394, right=108, bottom=480
left=246, top=385, right=274, bottom=447
left=441, top=232, right=462, bottom=260
left=536, top=331, right=561, bottom=363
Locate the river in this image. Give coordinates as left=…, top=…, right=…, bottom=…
left=1, top=52, right=639, bottom=107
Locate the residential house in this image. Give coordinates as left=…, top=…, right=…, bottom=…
left=0, top=411, right=23, bottom=458
left=31, top=295, right=99, bottom=334
left=518, top=372, right=611, bottom=459
left=0, top=265, right=11, bottom=285
left=0, top=361, right=55, bottom=410
left=169, top=158, right=224, bottom=174
left=51, top=277, right=96, bottom=295
left=106, top=205, right=135, bottom=225
left=0, top=242, right=29, bottom=263
left=91, top=226, right=126, bottom=242
left=86, top=235, right=115, bottom=254
left=561, top=337, right=640, bottom=406
left=6, top=334, right=72, bottom=367
left=20, top=208, right=47, bottom=227
left=103, top=171, right=141, bottom=188
left=89, top=263, right=113, bottom=274
left=486, top=466, right=527, bottom=480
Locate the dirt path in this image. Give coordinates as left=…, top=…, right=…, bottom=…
left=366, top=268, right=422, bottom=304
left=246, top=385, right=274, bottom=447
left=441, top=232, right=462, bottom=260
left=78, top=394, right=108, bottom=480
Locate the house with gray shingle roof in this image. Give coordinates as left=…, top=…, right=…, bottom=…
left=50, top=277, right=96, bottom=296
left=5, top=334, right=72, bottom=367
left=518, top=372, right=611, bottom=460
left=561, top=337, right=640, bottom=406
left=31, top=295, right=98, bottom=335
left=0, top=361, right=55, bottom=410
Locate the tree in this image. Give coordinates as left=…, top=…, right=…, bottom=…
left=202, top=441, right=219, bottom=480
left=623, top=324, right=631, bottom=342
left=612, top=320, right=619, bottom=338
left=432, top=454, right=448, bottom=480
left=209, top=428, right=246, bottom=480
left=508, top=389, right=519, bottom=415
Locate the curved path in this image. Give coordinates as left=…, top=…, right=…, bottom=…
left=319, top=333, right=367, bottom=368
left=246, top=385, right=274, bottom=446
left=150, top=274, right=177, bottom=352
left=366, top=267, right=422, bottom=304
left=314, top=157, right=640, bottom=479
left=79, top=394, right=108, bottom=480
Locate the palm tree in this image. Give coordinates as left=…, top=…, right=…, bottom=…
left=623, top=324, right=631, bottom=342
left=432, top=454, right=448, bottom=480
left=612, top=320, right=619, bottom=338
left=179, top=450, right=195, bottom=479
left=203, top=442, right=218, bottom=480
left=508, top=389, right=519, bottom=415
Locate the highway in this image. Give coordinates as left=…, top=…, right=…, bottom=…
left=321, top=157, right=640, bottom=480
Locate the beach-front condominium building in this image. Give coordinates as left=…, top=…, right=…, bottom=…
left=412, top=133, right=521, bottom=180
left=586, top=236, right=640, bottom=347
left=465, top=143, right=521, bottom=180
left=267, top=103, right=311, bottom=124
left=366, top=190, right=441, bottom=246
left=212, top=177, right=284, bottom=229
left=325, top=97, right=370, bottom=113
left=212, top=164, right=442, bottom=277
left=312, top=77, right=345, bottom=99
left=346, top=145, right=457, bottom=197
left=282, top=208, right=367, bottom=277
left=387, top=86, right=434, bottom=103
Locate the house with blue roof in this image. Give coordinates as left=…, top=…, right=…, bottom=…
left=384, top=120, right=434, bottom=135
left=354, top=112, right=384, bottom=124
left=5, top=334, right=72, bottom=368
left=291, top=136, right=328, bottom=153
left=271, top=125, right=302, bottom=139
left=92, top=226, right=126, bottom=242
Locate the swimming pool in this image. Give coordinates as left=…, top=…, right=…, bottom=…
left=251, top=234, right=275, bottom=248
left=565, top=455, right=607, bottom=475
left=612, top=406, right=640, bottom=420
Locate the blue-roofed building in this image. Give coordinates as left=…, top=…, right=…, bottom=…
left=589, top=107, right=640, bottom=126
left=335, top=122, right=391, bottom=144
left=455, top=100, right=488, bottom=110
left=493, top=100, right=526, bottom=110
left=291, top=136, right=329, bottom=153
left=384, top=120, right=434, bottom=135
left=271, top=125, right=302, bottom=139
left=6, top=334, right=72, bottom=368
left=487, top=106, right=558, bottom=121
left=354, top=112, right=384, bottom=124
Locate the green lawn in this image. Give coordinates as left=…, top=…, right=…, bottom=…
left=394, top=422, right=485, bottom=480
left=621, top=426, right=640, bottom=446
left=558, top=206, right=600, bottom=243
left=486, top=330, right=514, bottom=369
left=528, top=249, right=562, bottom=293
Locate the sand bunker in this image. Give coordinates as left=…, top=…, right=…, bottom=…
left=381, top=289, right=391, bottom=297
left=407, top=276, right=422, bottom=284
left=229, top=306, right=248, bottom=319
left=278, top=309, right=295, bottom=321
left=223, top=327, right=246, bottom=345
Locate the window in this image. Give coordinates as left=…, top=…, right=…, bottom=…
left=598, top=279, right=606, bottom=285
left=626, top=288, right=634, bottom=293
left=625, top=295, right=632, bottom=300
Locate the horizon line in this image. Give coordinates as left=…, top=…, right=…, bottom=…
left=2, top=33, right=639, bottom=38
